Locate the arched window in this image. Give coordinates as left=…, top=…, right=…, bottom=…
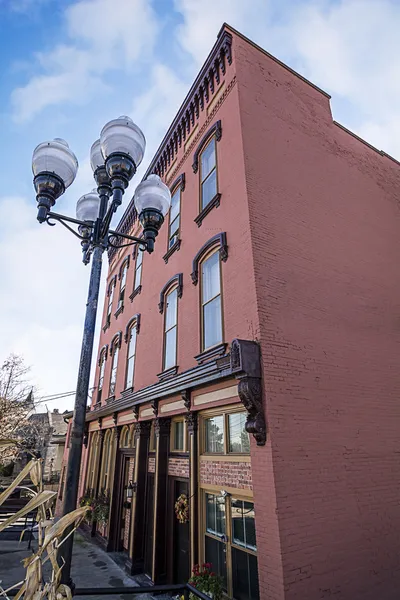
left=124, top=315, right=140, bottom=390
left=100, top=429, right=114, bottom=493
left=97, top=346, right=108, bottom=404
left=116, top=257, right=130, bottom=316
left=192, top=121, right=222, bottom=226
left=201, top=250, right=223, bottom=351
left=87, top=431, right=99, bottom=493
left=125, top=326, right=137, bottom=390
left=134, top=248, right=143, bottom=291
left=163, top=287, right=178, bottom=371
left=104, top=276, right=116, bottom=330
left=119, top=426, right=130, bottom=449
left=200, top=137, right=217, bottom=210
left=109, top=333, right=121, bottom=398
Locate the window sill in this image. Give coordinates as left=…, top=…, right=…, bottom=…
left=169, top=451, right=189, bottom=458
left=200, top=454, right=251, bottom=462
left=92, top=402, right=102, bottom=411
left=163, top=239, right=181, bottom=264
left=121, top=386, right=134, bottom=396
left=157, top=365, right=178, bottom=382
left=102, top=321, right=110, bottom=333
left=105, top=395, right=116, bottom=404
left=194, top=193, right=221, bottom=227
left=194, top=343, right=227, bottom=365
left=129, top=286, right=142, bottom=302
left=114, top=305, right=124, bottom=319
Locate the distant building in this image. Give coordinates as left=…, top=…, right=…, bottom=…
left=8, top=409, right=68, bottom=485
left=59, top=23, right=400, bottom=600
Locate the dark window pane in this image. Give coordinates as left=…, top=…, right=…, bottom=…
left=206, top=493, right=216, bottom=533
left=205, top=493, right=225, bottom=535
left=174, top=421, right=184, bottom=451
left=202, top=252, right=220, bottom=303
left=205, top=536, right=227, bottom=591
left=203, top=296, right=222, bottom=349
left=228, top=413, right=250, bottom=453
left=164, top=327, right=177, bottom=370
left=232, top=499, right=256, bottom=551
left=201, top=168, right=217, bottom=209
left=201, top=138, right=216, bottom=181
left=205, top=416, right=224, bottom=453
left=232, top=547, right=259, bottom=600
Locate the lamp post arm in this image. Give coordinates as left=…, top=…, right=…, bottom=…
left=108, top=229, right=145, bottom=245
left=58, top=244, right=104, bottom=586
left=47, top=211, right=94, bottom=229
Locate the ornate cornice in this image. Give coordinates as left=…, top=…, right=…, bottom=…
left=191, top=232, right=228, bottom=285
left=108, top=29, right=234, bottom=262
left=158, top=273, right=183, bottom=313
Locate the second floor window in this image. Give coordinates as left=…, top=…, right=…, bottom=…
left=201, top=251, right=222, bottom=350
left=118, top=262, right=128, bottom=310
left=163, top=287, right=178, bottom=370
left=134, top=249, right=143, bottom=291
left=168, top=187, right=181, bottom=249
left=106, top=280, right=115, bottom=326
left=97, top=350, right=106, bottom=404
left=200, top=137, right=217, bottom=210
left=109, top=344, right=119, bottom=397
left=125, top=325, right=137, bottom=389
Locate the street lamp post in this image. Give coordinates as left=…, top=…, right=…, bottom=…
left=31, top=116, right=171, bottom=587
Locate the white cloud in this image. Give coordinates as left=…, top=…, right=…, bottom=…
left=11, top=0, right=159, bottom=122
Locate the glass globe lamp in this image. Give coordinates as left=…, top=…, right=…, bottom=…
left=134, top=174, right=171, bottom=253
left=32, top=138, right=78, bottom=222
left=100, top=116, right=146, bottom=185
left=76, top=189, right=100, bottom=222
left=32, top=138, right=78, bottom=189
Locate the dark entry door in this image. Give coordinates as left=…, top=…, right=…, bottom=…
left=119, top=456, right=131, bottom=552
left=144, top=473, right=155, bottom=577
left=172, top=479, right=190, bottom=583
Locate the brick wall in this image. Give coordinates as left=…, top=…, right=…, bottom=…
left=200, top=460, right=252, bottom=490
left=168, top=457, right=189, bottom=478
left=235, top=29, right=400, bottom=600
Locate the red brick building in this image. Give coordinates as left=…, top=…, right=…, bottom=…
left=59, top=23, right=400, bottom=600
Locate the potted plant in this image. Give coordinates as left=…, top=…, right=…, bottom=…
left=189, top=563, right=223, bottom=600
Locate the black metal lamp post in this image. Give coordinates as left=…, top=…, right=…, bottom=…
left=31, top=116, right=171, bottom=587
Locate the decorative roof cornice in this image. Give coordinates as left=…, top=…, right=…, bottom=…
left=108, top=28, right=233, bottom=263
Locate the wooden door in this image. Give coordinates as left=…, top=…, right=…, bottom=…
left=172, top=479, right=190, bottom=583
left=119, top=456, right=131, bottom=552
left=144, top=473, right=155, bottom=577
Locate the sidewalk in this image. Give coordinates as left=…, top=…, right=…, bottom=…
left=0, top=533, right=153, bottom=600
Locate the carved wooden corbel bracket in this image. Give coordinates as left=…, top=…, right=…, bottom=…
left=230, top=338, right=266, bottom=446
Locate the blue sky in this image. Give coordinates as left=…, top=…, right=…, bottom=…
left=1, top=0, right=399, bottom=411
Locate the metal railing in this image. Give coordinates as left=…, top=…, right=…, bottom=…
left=7, top=583, right=211, bottom=599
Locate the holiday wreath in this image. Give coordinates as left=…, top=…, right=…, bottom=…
left=174, top=493, right=189, bottom=523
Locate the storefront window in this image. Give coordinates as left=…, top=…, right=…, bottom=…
left=205, top=415, right=224, bottom=453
